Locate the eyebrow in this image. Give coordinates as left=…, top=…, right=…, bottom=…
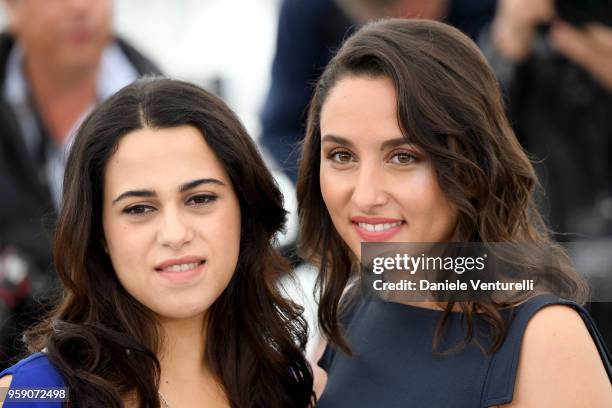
left=321, top=134, right=356, bottom=149
left=111, top=178, right=226, bottom=205
left=321, top=134, right=410, bottom=151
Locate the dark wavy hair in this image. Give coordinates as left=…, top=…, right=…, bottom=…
left=297, top=19, right=589, bottom=355
left=25, top=78, right=314, bottom=407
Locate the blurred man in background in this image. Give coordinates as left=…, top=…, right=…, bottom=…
left=260, top=0, right=497, bottom=183
left=482, top=0, right=612, bottom=349
left=0, top=0, right=159, bottom=367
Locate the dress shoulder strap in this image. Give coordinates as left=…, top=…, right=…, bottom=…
left=481, top=294, right=612, bottom=407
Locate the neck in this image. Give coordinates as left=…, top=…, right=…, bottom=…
left=156, top=314, right=229, bottom=407
left=158, top=314, right=208, bottom=383
left=23, top=52, right=99, bottom=143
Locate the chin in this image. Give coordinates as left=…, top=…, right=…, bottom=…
left=59, top=52, right=101, bottom=72
left=151, top=299, right=212, bottom=321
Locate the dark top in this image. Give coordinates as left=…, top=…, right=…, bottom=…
left=479, top=23, right=612, bottom=353
left=0, top=352, right=65, bottom=407
left=317, top=294, right=612, bottom=407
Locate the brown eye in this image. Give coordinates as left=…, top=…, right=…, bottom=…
left=389, top=151, right=416, bottom=165
left=330, top=150, right=353, bottom=163
left=123, top=205, right=155, bottom=215
left=186, top=194, right=217, bottom=206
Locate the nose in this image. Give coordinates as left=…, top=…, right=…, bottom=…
left=156, top=207, right=194, bottom=250
left=350, top=162, right=389, bottom=213
left=67, top=0, right=95, bottom=17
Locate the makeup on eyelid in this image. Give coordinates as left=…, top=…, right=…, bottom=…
left=319, top=76, right=457, bottom=259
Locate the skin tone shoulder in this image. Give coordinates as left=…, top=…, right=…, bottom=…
left=0, top=375, right=11, bottom=407
left=315, top=74, right=612, bottom=406
left=499, top=305, right=612, bottom=407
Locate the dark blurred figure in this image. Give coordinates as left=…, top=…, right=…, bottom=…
left=0, top=0, right=160, bottom=368
left=260, top=0, right=497, bottom=183
left=481, top=0, right=612, bottom=349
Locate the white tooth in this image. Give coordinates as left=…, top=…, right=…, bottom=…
left=356, top=220, right=403, bottom=233
left=180, top=264, right=189, bottom=271
left=171, top=265, right=181, bottom=272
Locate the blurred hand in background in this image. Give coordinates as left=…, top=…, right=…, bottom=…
left=550, top=22, right=612, bottom=92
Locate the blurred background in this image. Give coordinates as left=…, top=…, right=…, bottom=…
left=0, top=0, right=281, bottom=139
left=0, top=0, right=610, bottom=368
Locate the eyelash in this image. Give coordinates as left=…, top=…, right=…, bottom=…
left=186, top=194, right=217, bottom=206
left=388, top=151, right=417, bottom=165
left=122, top=194, right=218, bottom=216
left=328, top=149, right=353, bottom=163
left=327, top=149, right=418, bottom=165
left=123, top=205, right=154, bottom=215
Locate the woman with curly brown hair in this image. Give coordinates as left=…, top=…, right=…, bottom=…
left=297, top=19, right=612, bottom=407
left=0, top=78, right=314, bottom=408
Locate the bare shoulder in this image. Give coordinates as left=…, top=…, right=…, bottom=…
left=0, top=374, right=12, bottom=387
left=308, top=336, right=329, bottom=400
left=500, top=304, right=612, bottom=407
left=0, top=374, right=13, bottom=408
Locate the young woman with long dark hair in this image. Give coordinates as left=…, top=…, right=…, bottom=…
left=0, top=78, right=314, bottom=408
left=297, top=19, right=612, bottom=407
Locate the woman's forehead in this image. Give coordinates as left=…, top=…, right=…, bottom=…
left=104, top=126, right=230, bottom=194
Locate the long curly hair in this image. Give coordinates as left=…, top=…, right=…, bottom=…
left=25, top=78, right=314, bottom=407
left=297, top=19, right=588, bottom=355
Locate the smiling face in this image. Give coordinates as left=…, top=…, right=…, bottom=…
left=319, top=75, right=458, bottom=260
left=102, top=125, right=241, bottom=321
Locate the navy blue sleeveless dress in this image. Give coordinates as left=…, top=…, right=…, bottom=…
left=316, top=294, right=612, bottom=407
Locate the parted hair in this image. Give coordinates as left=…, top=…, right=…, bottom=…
left=26, top=78, right=314, bottom=408
left=297, top=19, right=588, bottom=355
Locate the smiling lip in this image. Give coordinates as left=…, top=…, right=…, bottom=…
left=155, top=256, right=206, bottom=283
left=350, top=216, right=405, bottom=242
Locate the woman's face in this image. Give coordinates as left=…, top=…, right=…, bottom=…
left=319, top=75, right=457, bottom=259
left=102, top=125, right=241, bottom=321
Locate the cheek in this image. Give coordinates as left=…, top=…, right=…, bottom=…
left=93, top=3, right=113, bottom=32
left=320, top=173, right=334, bottom=211
left=401, top=170, right=457, bottom=235
left=207, top=201, right=241, bottom=271
left=320, top=166, right=348, bottom=218
left=103, top=215, right=153, bottom=283
left=18, top=24, right=49, bottom=50
left=319, top=168, right=359, bottom=249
